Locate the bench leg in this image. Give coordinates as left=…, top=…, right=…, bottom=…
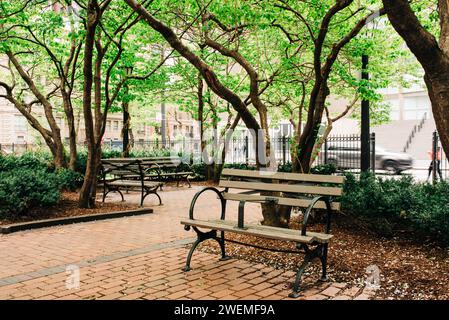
left=141, top=189, right=163, bottom=206
left=103, top=189, right=124, bottom=203
left=182, top=238, right=202, bottom=272
left=320, top=244, right=329, bottom=281
left=216, top=231, right=231, bottom=261
left=186, top=176, right=191, bottom=188
left=154, top=192, right=163, bottom=205
left=182, top=229, right=217, bottom=272
left=289, top=244, right=326, bottom=298
left=289, top=254, right=313, bottom=298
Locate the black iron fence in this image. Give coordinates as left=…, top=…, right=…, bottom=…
left=1, top=133, right=377, bottom=172
left=314, top=133, right=376, bottom=173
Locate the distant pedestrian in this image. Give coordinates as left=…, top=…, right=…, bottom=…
left=427, top=147, right=443, bottom=181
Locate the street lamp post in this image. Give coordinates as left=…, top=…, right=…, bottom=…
left=122, top=66, right=133, bottom=158
left=360, top=54, right=370, bottom=172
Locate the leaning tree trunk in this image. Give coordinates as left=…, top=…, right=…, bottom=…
left=425, top=72, right=449, bottom=158
left=382, top=0, right=449, bottom=164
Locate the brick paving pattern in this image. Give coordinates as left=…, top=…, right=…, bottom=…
left=0, top=186, right=375, bottom=300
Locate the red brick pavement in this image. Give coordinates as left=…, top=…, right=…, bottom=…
left=0, top=186, right=374, bottom=300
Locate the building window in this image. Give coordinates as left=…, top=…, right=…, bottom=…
left=107, top=120, right=111, bottom=132
left=14, top=115, right=27, bottom=131
left=113, top=121, right=119, bottom=131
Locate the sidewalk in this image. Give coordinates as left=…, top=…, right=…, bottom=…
left=0, top=186, right=372, bottom=300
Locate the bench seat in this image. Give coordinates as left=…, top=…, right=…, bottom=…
left=181, top=219, right=333, bottom=244
left=108, top=180, right=162, bottom=188
left=100, top=159, right=163, bottom=206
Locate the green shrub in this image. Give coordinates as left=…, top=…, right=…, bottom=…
left=0, top=168, right=60, bottom=218
left=277, top=162, right=337, bottom=174
left=341, top=173, right=449, bottom=242
left=277, top=162, right=292, bottom=173
left=341, top=173, right=416, bottom=234
left=56, top=168, right=84, bottom=191
left=224, top=163, right=257, bottom=170
left=0, top=153, right=51, bottom=172
left=408, top=181, right=449, bottom=240
left=310, top=163, right=337, bottom=175
left=189, top=163, right=207, bottom=180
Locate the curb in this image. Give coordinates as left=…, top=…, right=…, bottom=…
left=0, top=208, right=153, bottom=234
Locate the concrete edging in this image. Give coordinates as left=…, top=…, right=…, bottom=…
left=0, top=208, right=153, bottom=234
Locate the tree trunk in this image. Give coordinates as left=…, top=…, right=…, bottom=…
left=5, top=51, right=67, bottom=169
left=425, top=72, right=449, bottom=158
left=297, top=84, right=329, bottom=173
left=261, top=201, right=292, bottom=228
left=79, top=0, right=99, bottom=208
left=309, top=122, right=333, bottom=168
left=382, top=0, right=449, bottom=161
left=129, top=128, right=135, bottom=148
left=61, top=92, right=77, bottom=170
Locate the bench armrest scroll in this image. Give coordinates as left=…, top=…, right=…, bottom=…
left=301, top=196, right=333, bottom=236
left=186, top=187, right=227, bottom=231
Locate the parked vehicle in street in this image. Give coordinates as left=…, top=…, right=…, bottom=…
left=325, top=144, right=414, bottom=174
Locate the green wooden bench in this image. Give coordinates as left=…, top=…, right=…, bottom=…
left=143, top=156, right=193, bottom=188
left=181, top=168, right=345, bottom=298
left=100, top=159, right=163, bottom=206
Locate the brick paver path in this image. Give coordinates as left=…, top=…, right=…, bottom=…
left=0, top=186, right=374, bottom=300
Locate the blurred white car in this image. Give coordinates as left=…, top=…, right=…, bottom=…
left=325, top=145, right=413, bottom=174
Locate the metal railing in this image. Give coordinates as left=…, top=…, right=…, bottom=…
left=1, top=133, right=376, bottom=173
left=403, top=112, right=427, bottom=152
left=314, top=133, right=376, bottom=173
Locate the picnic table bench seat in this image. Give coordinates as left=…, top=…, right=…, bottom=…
left=142, top=157, right=193, bottom=188
left=100, top=159, right=163, bottom=206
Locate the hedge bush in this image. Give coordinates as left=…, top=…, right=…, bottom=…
left=0, top=167, right=60, bottom=218
left=341, top=172, right=449, bottom=242
left=56, top=168, right=84, bottom=191
left=0, top=153, right=81, bottom=218
left=0, top=152, right=52, bottom=172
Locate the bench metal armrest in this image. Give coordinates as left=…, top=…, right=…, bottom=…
left=186, top=187, right=227, bottom=231
left=301, top=196, right=333, bottom=236
left=145, top=164, right=162, bottom=179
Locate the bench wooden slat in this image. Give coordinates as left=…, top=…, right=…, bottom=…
left=108, top=180, right=162, bottom=187
left=161, top=172, right=193, bottom=176
left=210, top=219, right=332, bottom=242
left=180, top=219, right=332, bottom=244
left=221, top=168, right=344, bottom=184
left=219, top=180, right=342, bottom=196
left=222, top=193, right=340, bottom=211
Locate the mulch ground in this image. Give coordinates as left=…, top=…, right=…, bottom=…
left=199, top=211, right=449, bottom=300
left=0, top=192, right=139, bottom=226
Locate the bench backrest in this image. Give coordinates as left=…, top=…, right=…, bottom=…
left=100, top=159, right=144, bottom=181
left=139, top=157, right=184, bottom=171
left=219, top=169, right=345, bottom=211
left=104, top=157, right=183, bottom=169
